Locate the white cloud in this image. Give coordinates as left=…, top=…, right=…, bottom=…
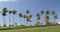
left=0, top=0, right=16, bottom=2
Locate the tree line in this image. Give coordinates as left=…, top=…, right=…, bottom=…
left=0, top=8, right=58, bottom=27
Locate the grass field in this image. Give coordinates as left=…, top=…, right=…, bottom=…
left=0, top=26, right=60, bottom=32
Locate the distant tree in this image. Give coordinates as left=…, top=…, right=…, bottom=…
left=54, top=15, right=58, bottom=24
left=29, top=14, right=32, bottom=26
left=45, top=15, right=50, bottom=25
left=26, top=10, right=30, bottom=26
left=19, top=13, right=23, bottom=25
left=41, top=10, right=44, bottom=25
left=52, top=11, right=58, bottom=24
left=45, top=11, right=50, bottom=25
left=36, top=13, right=41, bottom=26
left=52, top=11, right=55, bottom=22
left=9, top=11, right=12, bottom=27
left=23, top=15, right=26, bottom=25
left=2, top=8, right=8, bottom=27
left=12, top=10, right=17, bottom=26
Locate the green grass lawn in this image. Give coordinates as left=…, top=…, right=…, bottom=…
left=0, top=26, right=60, bottom=32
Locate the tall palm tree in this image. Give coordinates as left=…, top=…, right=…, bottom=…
left=2, top=12, right=6, bottom=27
left=26, top=10, right=30, bottom=26
left=23, top=15, right=26, bottom=25
left=12, top=10, right=17, bottom=26
left=19, top=13, right=23, bottom=25
left=52, top=11, right=58, bottom=24
left=2, top=8, right=8, bottom=27
left=9, top=11, right=12, bottom=26
left=45, top=11, right=50, bottom=25
left=54, top=15, right=58, bottom=24
left=52, top=11, right=55, bottom=22
left=41, top=10, right=44, bottom=25
left=36, top=13, right=41, bottom=26
left=29, top=14, right=32, bottom=26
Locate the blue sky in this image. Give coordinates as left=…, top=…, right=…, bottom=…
left=0, top=0, right=60, bottom=26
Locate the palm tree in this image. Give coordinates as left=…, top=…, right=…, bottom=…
left=2, top=8, right=8, bottom=27
left=19, top=13, right=23, bottom=25
left=26, top=10, right=30, bottom=26
left=52, top=11, right=58, bottom=24
left=41, top=10, right=44, bottom=25
left=54, top=15, right=58, bottom=24
left=29, top=14, right=32, bottom=26
left=12, top=10, right=17, bottom=26
left=23, top=15, right=26, bottom=25
left=9, top=11, right=12, bottom=27
left=52, top=11, right=55, bottom=22
left=45, top=11, right=50, bottom=25
left=45, top=15, right=50, bottom=25
left=36, top=13, right=41, bottom=26
left=2, top=12, right=6, bottom=27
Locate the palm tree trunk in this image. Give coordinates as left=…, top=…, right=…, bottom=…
left=24, top=18, right=25, bottom=25
left=27, top=21, right=28, bottom=26
left=20, top=18, right=22, bottom=25
left=30, top=22, right=32, bottom=26
left=9, top=14, right=11, bottom=26
left=13, top=14, right=14, bottom=26
left=42, top=15, right=43, bottom=25
left=54, top=19, right=56, bottom=24
left=3, top=16, right=6, bottom=26
left=3, top=16, right=5, bottom=25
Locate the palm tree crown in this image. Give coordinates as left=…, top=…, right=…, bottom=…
left=12, top=10, right=17, bottom=14
left=3, top=8, right=8, bottom=13
left=54, top=15, right=58, bottom=19
left=52, top=11, right=55, bottom=15
left=26, top=10, right=30, bottom=14
left=30, top=14, right=32, bottom=18
left=9, top=11, right=12, bottom=14
left=46, top=11, right=50, bottom=15
left=41, top=10, right=44, bottom=14
left=36, top=13, right=40, bottom=20
left=19, top=13, right=23, bottom=17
